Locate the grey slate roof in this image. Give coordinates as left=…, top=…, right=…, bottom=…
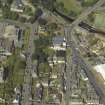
left=53, top=36, right=65, bottom=46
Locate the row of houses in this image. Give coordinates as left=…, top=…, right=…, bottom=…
left=33, top=24, right=67, bottom=103
left=11, top=0, right=24, bottom=13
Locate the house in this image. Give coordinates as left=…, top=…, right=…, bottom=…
left=53, top=55, right=65, bottom=64
left=93, top=64, right=105, bottom=81
left=48, top=36, right=66, bottom=65
left=52, top=36, right=66, bottom=51
left=48, top=50, right=66, bottom=66
left=0, top=47, right=12, bottom=56
left=0, top=37, right=12, bottom=53
left=13, top=99, right=19, bottom=105
left=0, top=38, right=12, bottom=61
left=0, top=67, right=4, bottom=83
left=11, top=0, right=24, bottom=13
left=80, top=69, right=88, bottom=81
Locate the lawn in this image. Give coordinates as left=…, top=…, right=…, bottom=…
left=82, top=0, right=98, bottom=7
left=57, top=0, right=82, bottom=15
left=94, top=12, right=105, bottom=29
left=23, top=28, right=30, bottom=50
left=6, top=54, right=26, bottom=87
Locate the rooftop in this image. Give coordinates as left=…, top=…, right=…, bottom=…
left=12, top=0, right=23, bottom=7
left=93, top=64, right=105, bottom=80
left=11, top=0, right=24, bottom=12
left=53, top=36, right=65, bottom=46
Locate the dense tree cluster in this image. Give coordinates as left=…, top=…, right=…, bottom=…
left=33, top=35, right=52, bottom=62
left=0, top=0, right=19, bottom=20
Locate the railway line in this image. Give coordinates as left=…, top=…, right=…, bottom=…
left=54, top=9, right=105, bottom=35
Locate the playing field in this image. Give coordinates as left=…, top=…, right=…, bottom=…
left=94, top=12, right=105, bottom=28
left=57, top=0, right=82, bottom=14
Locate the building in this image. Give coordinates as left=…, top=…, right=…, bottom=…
left=11, top=0, right=24, bottom=13
left=13, top=99, right=19, bottom=105
left=51, top=36, right=66, bottom=51
left=93, top=64, right=105, bottom=81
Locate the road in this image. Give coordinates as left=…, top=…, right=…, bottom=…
left=22, top=22, right=38, bottom=105
left=69, top=0, right=105, bottom=28
left=1, top=0, right=105, bottom=104
left=71, top=35, right=105, bottom=104
left=0, top=16, right=62, bottom=105
left=65, top=1, right=105, bottom=105
left=65, top=26, right=105, bottom=105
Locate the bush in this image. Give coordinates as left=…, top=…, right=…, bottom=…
left=81, top=0, right=98, bottom=7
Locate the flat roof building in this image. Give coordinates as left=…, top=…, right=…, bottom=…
left=94, top=64, right=105, bottom=80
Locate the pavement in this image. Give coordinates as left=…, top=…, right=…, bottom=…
left=22, top=22, right=38, bottom=105
left=71, top=36, right=105, bottom=104
left=1, top=0, right=105, bottom=104
left=69, top=0, right=105, bottom=28
left=65, top=0, right=105, bottom=105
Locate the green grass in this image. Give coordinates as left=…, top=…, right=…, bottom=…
left=6, top=54, right=26, bottom=87
left=82, top=0, right=98, bottom=7
left=23, top=28, right=30, bottom=50
left=57, top=0, right=82, bottom=15
left=24, top=6, right=34, bottom=16
left=94, top=12, right=105, bottom=28
left=0, top=54, right=26, bottom=103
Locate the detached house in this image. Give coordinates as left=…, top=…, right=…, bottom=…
left=52, top=36, right=66, bottom=51
left=11, top=0, right=24, bottom=13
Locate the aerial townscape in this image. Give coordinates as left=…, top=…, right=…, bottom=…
left=0, top=0, right=105, bottom=105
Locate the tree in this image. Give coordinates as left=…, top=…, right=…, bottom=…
left=43, top=47, right=55, bottom=57
left=38, top=18, right=47, bottom=25
left=30, top=8, right=43, bottom=23
left=2, top=4, right=19, bottom=20
left=81, top=0, right=98, bottom=7
left=7, top=0, right=13, bottom=5
left=19, top=17, right=27, bottom=23
left=32, top=0, right=55, bottom=11
left=69, top=10, right=77, bottom=18
left=9, top=12, right=19, bottom=20
left=2, top=5, right=10, bottom=19
left=38, top=63, right=51, bottom=74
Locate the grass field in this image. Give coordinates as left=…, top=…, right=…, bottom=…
left=94, top=12, right=105, bottom=28
left=57, top=0, right=82, bottom=14
left=23, top=28, right=30, bottom=50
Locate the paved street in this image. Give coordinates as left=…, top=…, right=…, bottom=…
left=1, top=0, right=105, bottom=104
left=71, top=36, right=105, bottom=104
left=22, top=22, right=38, bottom=105
left=65, top=27, right=105, bottom=105
left=65, top=0, right=105, bottom=105
left=69, top=0, right=105, bottom=28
